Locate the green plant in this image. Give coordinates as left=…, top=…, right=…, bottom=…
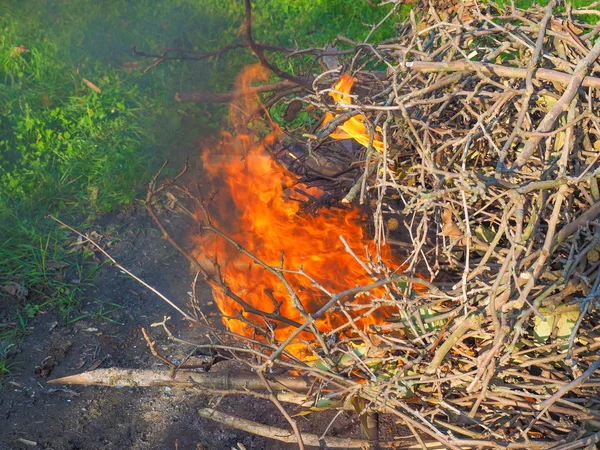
left=70, top=299, right=124, bottom=325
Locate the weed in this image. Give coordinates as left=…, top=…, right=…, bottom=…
left=70, top=299, right=124, bottom=325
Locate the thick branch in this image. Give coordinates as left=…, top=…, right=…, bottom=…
left=198, top=408, right=371, bottom=448
left=49, top=368, right=312, bottom=391
left=404, top=60, right=600, bottom=89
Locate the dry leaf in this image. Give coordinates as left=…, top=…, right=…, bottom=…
left=475, top=224, right=495, bottom=243
left=2, top=283, right=29, bottom=300
left=87, top=359, right=103, bottom=370
left=439, top=208, right=463, bottom=239
left=11, top=45, right=29, bottom=55
left=81, top=77, right=102, bottom=94
left=89, top=186, right=99, bottom=201
left=46, top=260, right=69, bottom=270
left=45, top=387, right=80, bottom=397
left=536, top=94, right=558, bottom=112
left=121, top=61, right=141, bottom=74
left=40, top=93, right=51, bottom=107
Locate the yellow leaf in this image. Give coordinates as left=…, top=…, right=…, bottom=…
left=293, top=410, right=315, bottom=417
left=536, top=94, right=558, bottom=112
left=556, top=309, right=580, bottom=341
left=534, top=314, right=554, bottom=344
left=475, top=225, right=495, bottom=243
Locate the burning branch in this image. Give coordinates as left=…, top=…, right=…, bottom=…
left=175, top=80, right=297, bottom=103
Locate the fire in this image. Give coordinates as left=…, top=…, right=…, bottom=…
left=323, top=74, right=384, bottom=152
left=194, top=66, right=398, bottom=358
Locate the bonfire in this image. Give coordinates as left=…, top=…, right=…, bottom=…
left=50, top=1, right=600, bottom=448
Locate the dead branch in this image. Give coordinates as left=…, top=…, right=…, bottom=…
left=404, top=60, right=600, bottom=90
left=69, top=1, right=600, bottom=448
left=242, top=0, right=311, bottom=88
left=198, top=408, right=373, bottom=448
left=49, top=368, right=312, bottom=392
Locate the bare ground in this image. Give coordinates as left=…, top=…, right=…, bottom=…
left=0, top=209, right=375, bottom=450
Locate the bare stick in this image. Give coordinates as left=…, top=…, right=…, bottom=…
left=49, top=368, right=312, bottom=392
left=404, top=60, right=600, bottom=90
left=198, top=408, right=371, bottom=448
left=47, top=215, right=195, bottom=322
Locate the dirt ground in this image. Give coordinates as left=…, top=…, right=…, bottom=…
left=0, top=209, right=378, bottom=450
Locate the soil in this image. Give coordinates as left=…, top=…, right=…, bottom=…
left=0, top=209, right=383, bottom=450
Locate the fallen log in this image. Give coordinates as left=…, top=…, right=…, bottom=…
left=198, top=407, right=371, bottom=448
left=49, top=367, right=311, bottom=392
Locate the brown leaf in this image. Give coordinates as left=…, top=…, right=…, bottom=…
left=11, top=45, right=29, bottom=55
left=568, top=22, right=583, bottom=34
left=121, top=61, right=141, bottom=74
left=81, top=77, right=102, bottom=94
left=2, top=283, right=29, bottom=300
left=40, top=93, right=51, bottom=107
left=87, top=359, right=103, bottom=371
left=439, top=208, right=463, bottom=239
left=45, top=387, right=80, bottom=397
left=283, top=99, right=303, bottom=122
left=46, top=260, right=69, bottom=270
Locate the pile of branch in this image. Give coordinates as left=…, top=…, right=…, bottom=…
left=53, top=1, right=600, bottom=449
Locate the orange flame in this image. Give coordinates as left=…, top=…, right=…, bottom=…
left=323, top=74, right=384, bottom=152
left=194, top=67, right=398, bottom=358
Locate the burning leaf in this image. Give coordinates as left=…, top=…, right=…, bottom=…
left=322, top=74, right=384, bottom=152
